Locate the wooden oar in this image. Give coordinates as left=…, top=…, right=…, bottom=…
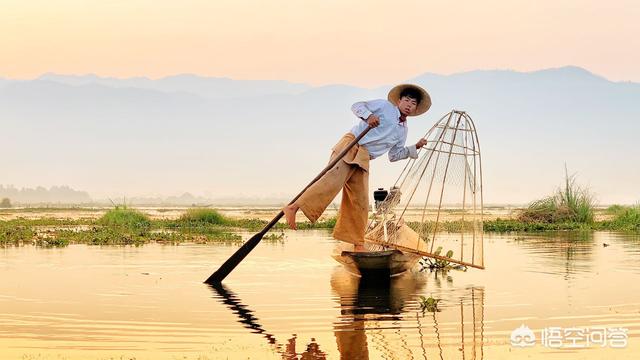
left=205, top=125, right=374, bottom=284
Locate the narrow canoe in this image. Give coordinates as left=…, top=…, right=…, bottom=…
left=332, top=249, right=421, bottom=278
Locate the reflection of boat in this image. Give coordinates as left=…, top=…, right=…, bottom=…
left=331, top=266, right=426, bottom=316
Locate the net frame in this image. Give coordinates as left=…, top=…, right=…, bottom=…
left=365, top=110, right=484, bottom=270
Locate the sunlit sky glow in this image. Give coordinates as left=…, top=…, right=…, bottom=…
left=1, top=0, right=639, bottom=86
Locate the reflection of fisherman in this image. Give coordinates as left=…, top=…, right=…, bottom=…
left=283, top=84, right=432, bottom=251
left=330, top=268, right=426, bottom=359
left=283, top=335, right=327, bottom=360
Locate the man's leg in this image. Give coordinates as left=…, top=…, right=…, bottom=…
left=332, top=165, right=369, bottom=250
left=283, top=157, right=355, bottom=229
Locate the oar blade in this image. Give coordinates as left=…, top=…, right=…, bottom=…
left=204, top=231, right=265, bottom=284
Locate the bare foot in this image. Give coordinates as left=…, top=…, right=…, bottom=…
left=283, top=204, right=299, bottom=230
left=354, top=243, right=366, bottom=252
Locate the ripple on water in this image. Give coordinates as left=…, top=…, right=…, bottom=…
left=1, top=231, right=640, bottom=359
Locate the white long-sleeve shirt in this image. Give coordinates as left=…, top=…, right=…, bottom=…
left=350, top=99, right=418, bottom=162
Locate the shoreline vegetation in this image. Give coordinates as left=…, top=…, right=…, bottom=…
left=1, top=173, right=638, bottom=247
left=0, top=204, right=639, bottom=247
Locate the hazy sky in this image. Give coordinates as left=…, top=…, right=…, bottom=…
left=2, top=0, right=639, bottom=86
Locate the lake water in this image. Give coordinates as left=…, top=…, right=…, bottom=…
left=1, top=230, right=639, bottom=359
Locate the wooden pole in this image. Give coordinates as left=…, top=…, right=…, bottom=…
left=205, top=126, right=373, bottom=284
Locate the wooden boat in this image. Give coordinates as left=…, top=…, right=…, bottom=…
left=332, top=247, right=422, bottom=278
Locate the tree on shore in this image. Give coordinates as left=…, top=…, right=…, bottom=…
left=0, top=198, right=11, bottom=208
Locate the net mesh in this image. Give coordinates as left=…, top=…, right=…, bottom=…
left=365, top=110, right=484, bottom=269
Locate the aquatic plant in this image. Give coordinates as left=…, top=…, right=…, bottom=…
left=283, top=216, right=337, bottom=230
left=179, top=208, right=229, bottom=225
left=518, top=167, right=595, bottom=224
left=605, top=204, right=627, bottom=216
left=98, top=205, right=151, bottom=230
left=35, top=237, right=69, bottom=247
left=225, top=217, right=266, bottom=230
left=408, top=220, right=476, bottom=235
left=418, top=295, right=441, bottom=313
left=607, top=204, right=640, bottom=231
left=263, top=231, right=286, bottom=243
left=0, top=223, right=34, bottom=245
left=420, top=247, right=466, bottom=270
left=483, top=218, right=588, bottom=232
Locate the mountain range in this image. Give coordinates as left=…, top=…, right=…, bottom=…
left=1, top=66, right=638, bottom=205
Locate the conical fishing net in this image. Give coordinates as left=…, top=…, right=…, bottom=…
left=365, top=110, right=484, bottom=269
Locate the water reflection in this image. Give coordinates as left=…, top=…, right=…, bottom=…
left=209, top=283, right=279, bottom=345
left=512, top=232, right=596, bottom=278
left=211, top=269, right=486, bottom=359
left=331, top=268, right=485, bottom=360
left=210, top=283, right=328, bottom=359
left=3, top=231, right=640, bottom=359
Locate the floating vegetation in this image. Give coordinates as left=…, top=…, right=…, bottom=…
left=482, top=218, right=590, bottom=232
left=418, top=295, right=441, bottom=313
left=279, top=216, right=337, bottom=230
left=420, top=247, right=467, bottom=271
left=0, top=205, right=242, bottom=247
left=263, top=230, right=286, bottom=243
left=0, top=222, right=35, bottom=245
left=35, top=237, right=69, bottom=247
left=4, top=200, right=640, bottom=249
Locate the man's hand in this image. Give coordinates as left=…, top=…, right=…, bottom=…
left=366, top=115, right=380, bottom=128
left=415, top=138, right=428, bottom=149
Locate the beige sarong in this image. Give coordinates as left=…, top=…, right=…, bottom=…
left=295, top=133, right=370, bottom=245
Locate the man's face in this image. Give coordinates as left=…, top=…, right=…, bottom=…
left=397, top=96, right=418, bottom=116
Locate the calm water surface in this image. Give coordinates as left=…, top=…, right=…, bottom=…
left=1, top=230, right=640, bottom=359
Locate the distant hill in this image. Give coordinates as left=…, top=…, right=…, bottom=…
left=36, top=73, right=311, bottom=99
left=1, top=66, right=638, bottom=204
left=0, top=185, right=91, bottom=204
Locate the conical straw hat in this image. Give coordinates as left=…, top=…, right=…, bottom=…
left=387, top=84, right=431, bottom=116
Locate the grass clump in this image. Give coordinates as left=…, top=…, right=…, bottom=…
left=605, top=204, right=640, bottom=231
left=179, top=208, right=229, bottom=225
left=518, top=168, right=595, bottom=224
left=605, top=204, right=627, bottom=216
left=98, top=206, right=151, bottom=230
left=172, top=208, right=243, bottom=242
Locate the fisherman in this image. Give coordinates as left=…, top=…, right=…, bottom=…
left=283, top=84, right=431, bottom=251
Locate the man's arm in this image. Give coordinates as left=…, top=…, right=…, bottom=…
left=388, top=138, right=427, bottom=162
left=352, top=99, right=388, bottom=128
left=351, top=99, right=388, bottom=120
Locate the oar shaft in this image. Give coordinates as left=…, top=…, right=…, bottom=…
left=205, top=126, right=373, bottom=284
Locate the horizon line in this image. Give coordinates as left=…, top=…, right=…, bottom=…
left=3, top=65, right=635, bottom=88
